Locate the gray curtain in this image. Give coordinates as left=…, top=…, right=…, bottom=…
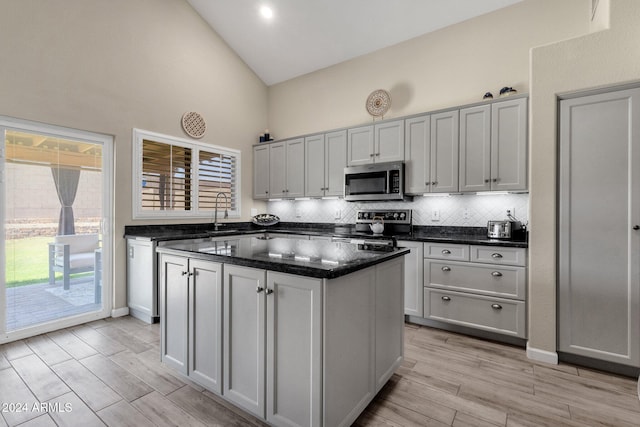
left=51, top=167, right=81, bottom=236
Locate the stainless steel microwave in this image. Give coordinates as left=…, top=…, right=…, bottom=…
left=344, top=161, right=408, bottom=201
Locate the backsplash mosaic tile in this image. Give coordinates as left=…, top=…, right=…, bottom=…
left=267, top=193, right=529, bottom=228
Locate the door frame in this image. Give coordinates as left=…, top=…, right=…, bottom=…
left=0, top=116, right=113, bottom=343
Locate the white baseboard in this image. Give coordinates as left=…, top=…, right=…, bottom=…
left=111, top=307, right=130, bottom=318
left=526, top=343, right=559, bottom=364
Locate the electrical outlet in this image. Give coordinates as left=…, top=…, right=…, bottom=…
left=463, top=208, right=470, bottom=220
left=431, top=209, right=440, bottom=221
left=334, top=209, right=341, bottom=220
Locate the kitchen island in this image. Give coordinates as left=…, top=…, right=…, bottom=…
left=156, top=236, right=408, bottom=427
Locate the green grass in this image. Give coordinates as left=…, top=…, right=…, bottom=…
left=5, top=236, right=63, bottom=288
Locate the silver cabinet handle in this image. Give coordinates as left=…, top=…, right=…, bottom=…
left=491, top=253, right=503, bottom=259
left=266, top=288, right=274, bottom=295
left=370, top=153, right=375, bottom=157
left=441, top=266, right=451, bottom=272
left=441, top=296, right=451, bottom=302
left=491, top=271, right=503, bottom=277
left=431, top=181, right=438, bottom=186
left=441, top=249, right=451, bottom=255
left=375, top=153, right=380, bottom=156
left=491, top=304, right=503, bottom=310
left=634, top=225, right=640, bottom=230
left=188, top=271, right=194, bottom=277
left=181, top=271, right=188, bottom=276
left=484, top=179, right=490, bottom=183
left=256, top=286, right=264, bottom=293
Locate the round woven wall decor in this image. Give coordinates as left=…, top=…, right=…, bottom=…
left=181, top=111, right=206, bottom=139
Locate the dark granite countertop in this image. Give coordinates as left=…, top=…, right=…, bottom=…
left=124, top=222, right=527, bottom=248
left=156, top=235, right=410, bottom=279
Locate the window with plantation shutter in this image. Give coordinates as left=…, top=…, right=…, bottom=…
left=133, top=129, right=241, bottom=219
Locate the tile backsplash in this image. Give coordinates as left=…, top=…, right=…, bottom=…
left=267, top=193, right=529, bottom=228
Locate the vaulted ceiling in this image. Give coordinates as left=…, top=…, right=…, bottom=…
left=188, top=0, right=524, bottom=85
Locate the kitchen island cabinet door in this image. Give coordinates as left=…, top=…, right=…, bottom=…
left=253, top=144, right=271, bottom=199
left=188, top=259, right=222, bottom=393
left=223, top=265, right=267, bottom=418
left=266, top=272, right=322, bottom=427
left=159, top=254, right=188, bottom=374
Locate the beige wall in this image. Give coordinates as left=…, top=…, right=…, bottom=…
left=0, top=0, right=268, bottom=310
left=529, top=0, right=640, bottom=355
left=267, top=0, right=590, bottom=140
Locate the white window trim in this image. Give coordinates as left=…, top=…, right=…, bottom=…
left=132, top=128, right=241, bottom=220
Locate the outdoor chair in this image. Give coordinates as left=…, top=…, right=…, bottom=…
left=48, top=234, right=100, bottom=290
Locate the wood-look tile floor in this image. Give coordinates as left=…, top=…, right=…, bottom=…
left=0, top=317, right=638, bottom=427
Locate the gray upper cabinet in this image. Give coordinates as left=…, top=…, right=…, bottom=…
left=430, top=110, right=459, bottom=193
left=490, top=97, right=527, bottom=191
left=347, top=120, right=404, bottom=166
left=558, top=87, right=640, bottom=367
left=459, top=105, right=491, bottom=192
left=459, top=97, right=527, bottom=192
left=305, top=130, right=347, bottom=198
left=404, top=115, right=431, bottom=194
left=269, top=138, right=305, bottom=198
left=253, top=144, right=270, bottom=199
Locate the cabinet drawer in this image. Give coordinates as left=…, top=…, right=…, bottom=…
left=424, top=243, right=469, bottom=261
left=424, top=288, right=526, bottom=338
left=470, top=246, right=526, bottom=266
left=425, top=260, right=526, bottom=300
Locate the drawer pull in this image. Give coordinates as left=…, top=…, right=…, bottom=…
left=491, top=253, right=503, bottom=259
left=441, top=249, right=451, bottom=255
left=441, top=266, right=451, bottom=272
left=491, top=271, right=503, bottom=277
left=441, top=296, right=451, bottom=302
left=491, top=304, right=503, bottom=310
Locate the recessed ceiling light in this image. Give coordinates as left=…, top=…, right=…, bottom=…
left=260, top=5, right=274, bottom=20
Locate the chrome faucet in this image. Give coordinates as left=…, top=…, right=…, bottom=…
left=213, top=192, right=229, bottom=231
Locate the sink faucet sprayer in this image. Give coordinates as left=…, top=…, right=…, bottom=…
left=213, top=192, right=229, bottom=231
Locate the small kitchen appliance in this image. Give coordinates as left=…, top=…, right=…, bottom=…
left=487, top=219, right=523, bottom=239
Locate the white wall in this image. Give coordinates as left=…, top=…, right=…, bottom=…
left=267, top=0, right=590, bottom=140
left=0, top=0, right=268, bottom=310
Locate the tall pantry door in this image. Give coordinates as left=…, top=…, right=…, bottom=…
left=558, top=87, right=640, bottom=367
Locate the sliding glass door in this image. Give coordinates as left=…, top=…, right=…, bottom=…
left=0, top=117, right=112, bottom=342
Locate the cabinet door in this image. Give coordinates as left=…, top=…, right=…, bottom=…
left=325, top=130, right=347, bottom=196
left=266, top=272, right=322, bottom=427
left=397, top=240, right=424, bottom=317
left=223, top=265, right=267, bottom=417
left=304, top=134, right=326, bottom=198
left=285, top=138, right=305, bottom=197
left=347, top=125, right=374, bottom=166
left=459, top=105, right=491, bottom=192
left=404, top=115, right=431, bottom=194
left=430, top=110, right=459, bottom=193
left=126, top=239, right=157, bottom=323
left=189, top=259, right=223, bottom=393
left=491, top=98, right=527, bottom=191
left=159, top=254, right=188, bottom=374
left=559, top=88, right=640, bottom=366
left=269, top=142, right=286, bottom=198
left=375, top=120, right=404, bottom=163
left=253, top=144, right=270, bottom=199
left=374, top=257, right=404, bottom=392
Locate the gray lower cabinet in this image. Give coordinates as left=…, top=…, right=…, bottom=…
left=126, top=238, right=158, bottom=323
left=223, top=265, right=322, bottom=426
left=397, top=240, right=424, bottom=317
left=423, top=243, right=527, bottom=338
left=558, top=87, right=640, bottom=367
left=159, top=254, right=223, bottom=393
